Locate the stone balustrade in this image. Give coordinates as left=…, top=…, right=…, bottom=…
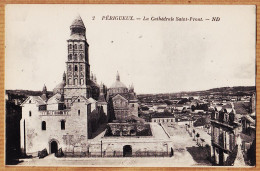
left=40, top=110, right=70, bottom=116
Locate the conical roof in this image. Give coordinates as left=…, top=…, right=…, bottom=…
left=98, top=93, right=106, bottom=103
left=70, top=15, right=85, bottom=29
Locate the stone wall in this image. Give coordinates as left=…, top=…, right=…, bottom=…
left=129, top=102, right=138, bottom=117
left=89, top=139, right=173, bottom=156
left=21, top=100, right=92, bottom=155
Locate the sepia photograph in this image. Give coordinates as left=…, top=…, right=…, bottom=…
left=5, top=4, right=256, bottom=167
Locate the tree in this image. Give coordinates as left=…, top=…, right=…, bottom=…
left=178, top=98, right=189, bottom=104
left=191, top=105, right=196, bottom=112
left=141, top=106, right=149, bottom=111
left=164, top=100, right=173, bottom=105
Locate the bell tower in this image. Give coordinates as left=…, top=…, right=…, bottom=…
left=64, top=15, right=91, bottom=105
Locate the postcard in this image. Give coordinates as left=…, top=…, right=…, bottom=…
left=5, top=4, right=256, bottom=167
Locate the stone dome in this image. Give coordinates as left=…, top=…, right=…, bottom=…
left=110, top=81, right=127, bottom=89
left=109, top=72, right=127, bottom=89
left=53, top=81, right=65, bottom=94
left=109, top=72, right=128, bottom=94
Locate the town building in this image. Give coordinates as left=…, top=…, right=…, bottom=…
left=106, top=72, right=139, bottom=121
left=210, top=107, right=242, bottom=166
left=151, top=113, right=175, bottom=124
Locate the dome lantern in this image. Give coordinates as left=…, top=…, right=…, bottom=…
left=70, top=15, right=86, bottom=36
left=116, top=71, right=120, bottom=81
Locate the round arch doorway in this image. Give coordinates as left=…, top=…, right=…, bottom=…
left=123, top=145, right=132, bottom=157
left=49, top=140, right=58, bottom=154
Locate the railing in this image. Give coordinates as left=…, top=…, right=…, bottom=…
left=40, top=110, right=70, bottom=116
left=62, top=151, right=171, bottom=158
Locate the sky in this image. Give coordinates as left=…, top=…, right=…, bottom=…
left=5, top=5, right=256, bottom=94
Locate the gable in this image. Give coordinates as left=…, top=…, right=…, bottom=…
left=21, top=96, right=46, bottom=107
left=71, top=96, right=89, bottom=104
left=112, top=94, right=128, bottom=102
left=47, top=93, right=62, bottom=105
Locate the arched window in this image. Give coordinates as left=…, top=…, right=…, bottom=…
left=61, top=120, right=65, bottom=130
left=29, top=111, right=32, bottom=117
left=68, top=54, right=72, bottom=60
left=68, top=78, right=72, bottom=85
left=78, top=110, right=80, bottom=116
left=80, top=54, right=83, bottom=60
left=42, top=121, right=46, bottom=130
left=80, top=78, right=84, bottom=85
left=74, top=78, right=78, bottom=85
left=75, top=65, right=78, bottom=71
left=68, top=65, right=72, bottom=71
left=79, top=44, right=83, bottom=49
left=74, top=44, right=77, bottom=49
left=79, top=65, right=82, bottom=71
left=29, top=100, right=31, bottom=103
left=69, top=44, right=72, bottom=49
left=74, top=54, right=77, bottom=60
left=78, top=99, right=80, bottom=102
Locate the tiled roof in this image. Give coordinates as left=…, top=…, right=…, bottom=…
left=47, top=93, right=62, bottom=104
left=234, top=102, right=250, bottom=115
left=21, top=96, right=46, bottom=106
left=241, top=115, right=255, bottom=125
left=71, top=96, right=89, bottom=104
left=32, top=96, right=46, bottom=105
left=151, top=113, right=174, bottom=118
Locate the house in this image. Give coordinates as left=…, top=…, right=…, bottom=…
left=210, top=108, right=242, bottom=166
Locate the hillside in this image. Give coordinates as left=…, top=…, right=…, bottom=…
left=137, top=86, right=256, bottom=100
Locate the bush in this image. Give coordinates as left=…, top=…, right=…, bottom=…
left=38, top=148, right=48, bottom=159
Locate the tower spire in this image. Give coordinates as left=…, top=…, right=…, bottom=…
left=98, top=82, right=106, bottom=102
left=94, top=74, right=97, bottom=83
left=91, top=72, right=93, bottom=80
left=41, top=84, right=48, bottom=102
left=42, top=84, right=47, bottom=93
left=116, top=71, right=120, bottom=81
left=63, top=71, right=66, bottom=82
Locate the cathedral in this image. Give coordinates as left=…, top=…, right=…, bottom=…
left=107, top=72, right=139, bottom=121
left=20, top=16, right=139, bottom=156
